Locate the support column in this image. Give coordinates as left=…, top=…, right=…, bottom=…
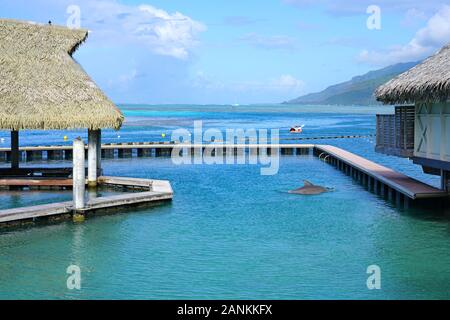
left=11, top=130, right=19, bottom=169
left=88, top=129, right=100, bottom=188
left=96, top=129, right=102, bottom=177
left=73, top=138, right=85, bottom=210
left=441, top=170, right=449, bottom=192
left=404, top=196, right=410, bottom=210
left=396, top=192, right=402, bottom=207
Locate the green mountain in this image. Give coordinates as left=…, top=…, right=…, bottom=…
left=284, top=61, right=419, bottom=106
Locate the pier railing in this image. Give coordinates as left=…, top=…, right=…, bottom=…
left=375, top=105, right=415, bottom=158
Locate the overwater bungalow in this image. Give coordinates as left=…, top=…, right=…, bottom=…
left=375, top=43, right=450, bottom=192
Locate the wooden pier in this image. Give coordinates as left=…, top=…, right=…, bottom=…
left=0, top=176, right=173, bottom=228
left=0, top=139, right=371, bottom=162
left=314, top=145, right=448, bottom=207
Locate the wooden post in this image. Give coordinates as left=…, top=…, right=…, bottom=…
left=96, top=129, right=102, bottom=177
left=396, top=191, right=402, bottom=207
left=88, top=129, right=99, bottom=188
left=64, top=149, right=73, bottom=160
left=441, top=170, right=449, bottom=192
left=404, top=196, right=410, bottom=209
left=73, top=138, right=85, bottom=210
left=11, top=130, right=19, bottom=169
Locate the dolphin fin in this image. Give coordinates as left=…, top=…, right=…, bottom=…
left=303, top=180, right=314, bottom=186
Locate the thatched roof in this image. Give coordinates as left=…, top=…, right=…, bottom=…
left=375, top=43, right=450, bottom=105
left=0, top=19, right=124, bottom=130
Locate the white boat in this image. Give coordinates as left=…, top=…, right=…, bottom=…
left=289, top=125, right=305, bottom=133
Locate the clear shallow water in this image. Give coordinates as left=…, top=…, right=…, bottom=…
left=0, top=104, right=449, bottom=299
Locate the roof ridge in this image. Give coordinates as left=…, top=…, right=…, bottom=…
left=0, top=18, right=88, bottom=33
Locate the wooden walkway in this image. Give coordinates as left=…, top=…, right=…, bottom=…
left=0, top=143, right=316, bottom=161
left=314, top=145, right=447, bottom=201
left=0, top=176, right=173, bottom=227
left=0, top=178, right=73, bottom=187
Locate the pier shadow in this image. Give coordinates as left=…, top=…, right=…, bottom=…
left=399, top=197, right=450, bottom=222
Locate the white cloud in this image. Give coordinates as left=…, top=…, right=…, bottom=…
left=192, top=72, right=305, bottom=94
left=268, top=75, right=305, bottom=92
left=401, top=8, right=428, bottom=27
left=358, top=5, right=450, bottom=66
left=78, top=1, right=206, bottom=59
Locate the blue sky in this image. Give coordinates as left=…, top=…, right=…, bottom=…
left=1, top=0, right=450, bottom=104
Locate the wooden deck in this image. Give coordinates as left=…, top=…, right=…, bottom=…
left=0, top=176, right=173, bottom=227
left=315, top=145, right=447, bottom=200
left=0, top=201, right=72, bottom=224
left=0, top=178, right=73, bottom=187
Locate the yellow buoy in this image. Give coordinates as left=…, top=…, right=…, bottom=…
left=161, top=133, right=166, bottom=138
left=72, top=213, right=85, bottom=223
left=63, top=135, right=68, bottom=141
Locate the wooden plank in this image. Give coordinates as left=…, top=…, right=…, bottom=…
left=0, top=191, right=173, bottom=224
left=0, top=201, right=72, bottom=223
left=315, top=145, right=448, bottom=199
left=98, top=176, right=152, bottom=189
left=79, top=191, right=172, bottom=212
left=0, top=177, right=173, bottom=225
left=98, top=176, right=173, bottom=194
left=0, top=167, right=72, bottom=176
left=0, top=178, right=73, bottom=186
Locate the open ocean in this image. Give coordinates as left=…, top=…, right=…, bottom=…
left=0, top=104, right=449, bottom=299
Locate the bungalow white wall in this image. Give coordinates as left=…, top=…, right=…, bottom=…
left=414, top=102, right=450, bottom=161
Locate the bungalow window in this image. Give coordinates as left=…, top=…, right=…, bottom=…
left=375, top=105, right=415, bottom=158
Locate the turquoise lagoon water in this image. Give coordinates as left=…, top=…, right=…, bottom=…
left=0, top=104, right=449, bottom=299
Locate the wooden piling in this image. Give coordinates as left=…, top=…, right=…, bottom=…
left=102, top=149, right=114, bottom=159
left=388, top=187, right=393, bottom=202
left=118, top=148, right=132, bottom=158
left=396, top=191, right=401, bottom=207
left=137, top=148, right=152, bottom=157
left=96, top=130, right=102, bottom=176
left=64, top=149, right=73, bottom=160
left=10, top=130, right=19, bottom=169
left=48, top=150, right=64, bottom=160
left=404, top=196, right=410, bottom=209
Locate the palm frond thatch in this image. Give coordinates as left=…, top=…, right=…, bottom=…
left=375, top=43, right=450, bottom=105
left=0, top=19, right=124, bottom=130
